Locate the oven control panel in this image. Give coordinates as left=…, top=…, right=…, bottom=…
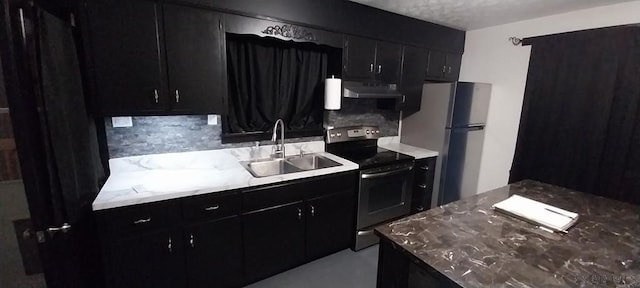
left=326, top=126, right=381, bottom=143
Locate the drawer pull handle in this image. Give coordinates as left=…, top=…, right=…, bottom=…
left=168, top=237, right=172, bottom=253
left=189, top=234, right=195, bottom=248
left=133, top=217, right=151, bottom=225
left=297, top=208, right=302, bottom=220
left=204, top=205, right=220, bottom=211
left=418, top=184, right=428, bottom=189
left=310, top=205, right=315, bottom=217
left=420, top=166, right=429, bottom=171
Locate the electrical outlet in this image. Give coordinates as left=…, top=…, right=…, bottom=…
left=112, top=117, right=133, bottom=128
left=207, top=115, right=218, bottom=125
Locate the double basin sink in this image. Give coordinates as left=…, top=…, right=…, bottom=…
left=241, top=153, right=342, bottom=178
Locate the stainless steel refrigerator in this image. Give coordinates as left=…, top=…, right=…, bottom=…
left=401, top=82, right=492, bottom=206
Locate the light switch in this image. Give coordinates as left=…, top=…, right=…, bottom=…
left=207, top=115, right=218, bottom=126
left=112, top=116, right=133, bottom=128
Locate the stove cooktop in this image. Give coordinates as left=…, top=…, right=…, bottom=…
left=330, top=147, right=414, bottom=169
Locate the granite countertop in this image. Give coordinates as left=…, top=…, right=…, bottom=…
left=92, top=141, right=358, bottom=211
left=375, top=180, right=640, bottom=287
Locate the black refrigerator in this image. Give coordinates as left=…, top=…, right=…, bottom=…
left=401, top=82, right=492, bottom=206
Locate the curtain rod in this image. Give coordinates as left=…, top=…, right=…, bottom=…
left=508, top=37, right=523, bottom=46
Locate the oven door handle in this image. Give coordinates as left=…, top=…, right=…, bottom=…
left=361, top=165, right=413, bottom=179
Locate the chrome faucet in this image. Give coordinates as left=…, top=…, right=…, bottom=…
left=271, top=119, right=285, bottom=159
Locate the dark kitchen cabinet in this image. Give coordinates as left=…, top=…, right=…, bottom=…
left=426, top=50, right=462, bottom=81
left=411, top=157, right=437, bottom=213
left=103, top=230, right=184, bottom=288
left=85, top=0, right=166, bottom=114
left=400, top=46, right=429, bottom=116
left=343, top=36, right=402, bottom=83
left=184, top=216, right=242, bottom=288
left=343, top=36, right=377, bottom=80
left=243, top=202, right=306, bottom=282
left=241, top=172, right=356, bottom=284
left=163, top=4, right=226, bottom=114
left=84, top=0, right=226, bottom=115
left=305, top=191, right=355, bottom=260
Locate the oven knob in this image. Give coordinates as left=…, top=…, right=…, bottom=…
left=330, top=133, right=335, bottom=137
left=376, top=130, right=380, bottom=134
left=336, top=133, right=342, bottom=137
left=366, top=130, right=370, bottom=134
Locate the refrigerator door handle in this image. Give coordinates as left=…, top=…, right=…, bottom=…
left=449, top=125, right=485, bottom=131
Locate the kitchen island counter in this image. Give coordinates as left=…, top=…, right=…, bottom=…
left=375, top=180, right=640, bottom=288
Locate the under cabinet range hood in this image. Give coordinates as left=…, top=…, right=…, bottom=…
left=342, top=82, right=405, bottom=101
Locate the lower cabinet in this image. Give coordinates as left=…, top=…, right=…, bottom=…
left=97, top=172, right=356, bottom=288
left=411, top=157, right=437, bottom=213
left=243, top=202, right=306, bottom=282
left=305, top=191, right=354, bottom=260
left=184, top=216, right=243, bottom=288
left=103, top=230, right=184, bottom=288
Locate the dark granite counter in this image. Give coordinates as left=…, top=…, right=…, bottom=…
left=375, top=180, right=640, bottom=288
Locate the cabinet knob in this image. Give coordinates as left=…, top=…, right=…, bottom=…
left=189, top=234, right=195, bottom=248
left=418, top=184, right=428, bottom=189
left=310, top=205, right=315, bottom=217
left=168, top=237, right=172, bottom=253
left=420, top=166, right=429, bottom=171
left=448, top=66, right=452, bottom=74
left=175, top=90, right=180, bottom=103
left=369, top=63, right=374, bottom=73
left=297, top=208, right=303, bottom=220
left=154, top=89, right=159, bottom=104
left=441, top=66, right=446, bottom=73
left=377, top=65, right=382, bottom=74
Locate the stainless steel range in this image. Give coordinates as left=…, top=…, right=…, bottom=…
left=325, top=126, right=414, bottom=251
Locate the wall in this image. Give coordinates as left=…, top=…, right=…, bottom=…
left=459, top=1, right=640, bottom=194
left=0, top=56, right=21, bottom=182
left=105, top=99, right=400, bottom=158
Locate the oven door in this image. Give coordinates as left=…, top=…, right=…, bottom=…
left=357, top=162, right=414, bottom=228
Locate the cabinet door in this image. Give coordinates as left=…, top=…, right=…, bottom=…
left=103, top=230, right=183, bottom=288
left=400, top=46, right=428, bottom=116
left=163, top=4, right=226, bottom=114
left=86, top=0, right=167, bottom=115
left=243, top=202, right=305, bottom=282
left=445, top=53, right=462, bottom=81
left=343, top=36, right=377, bottom=80
left=306, top=190, right=355, bottom=260
left=184, top=216, right=242, bottom=288
left=375, top=41, right=402, bottom=84
left=426, top=50, right=446, bottom=79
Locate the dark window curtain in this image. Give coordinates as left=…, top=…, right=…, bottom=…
left=510, top=26, right=640, bottom=204
left=224, top=34, right=328, bottom=137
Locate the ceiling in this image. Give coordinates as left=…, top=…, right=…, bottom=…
left=348, top=0, right=636, bottom=30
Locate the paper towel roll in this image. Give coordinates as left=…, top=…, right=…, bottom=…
left=324, top=76, right=341, bottom=110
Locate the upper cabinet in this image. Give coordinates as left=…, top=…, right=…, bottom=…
left=400, top=46, right=429, bottom=116
left=343, top=36, right=402, bottom=83
left=426, top=50, right=462, bottom=81
left=85, top=0, right=226, bottom=116
left=163, top=4, right=226, bottom=114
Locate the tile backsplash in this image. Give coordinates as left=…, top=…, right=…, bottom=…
left=105, top=99, right=400, bottom=158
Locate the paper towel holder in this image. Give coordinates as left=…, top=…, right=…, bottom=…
left=324, top=75, right=341, bottom=110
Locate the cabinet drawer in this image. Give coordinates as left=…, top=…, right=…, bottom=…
left=97, top=200, right=181, bottom=238
left=182, top=192, right=240, bottom=222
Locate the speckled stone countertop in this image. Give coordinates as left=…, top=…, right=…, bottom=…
left=375, top=180, right=640, bottom=288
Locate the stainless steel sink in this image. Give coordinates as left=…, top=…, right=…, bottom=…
left=241, top=154, right=342, bottom=177
left=241, top=159, right=302, bottom=178
left=286, top=154, right=342, bottom=170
